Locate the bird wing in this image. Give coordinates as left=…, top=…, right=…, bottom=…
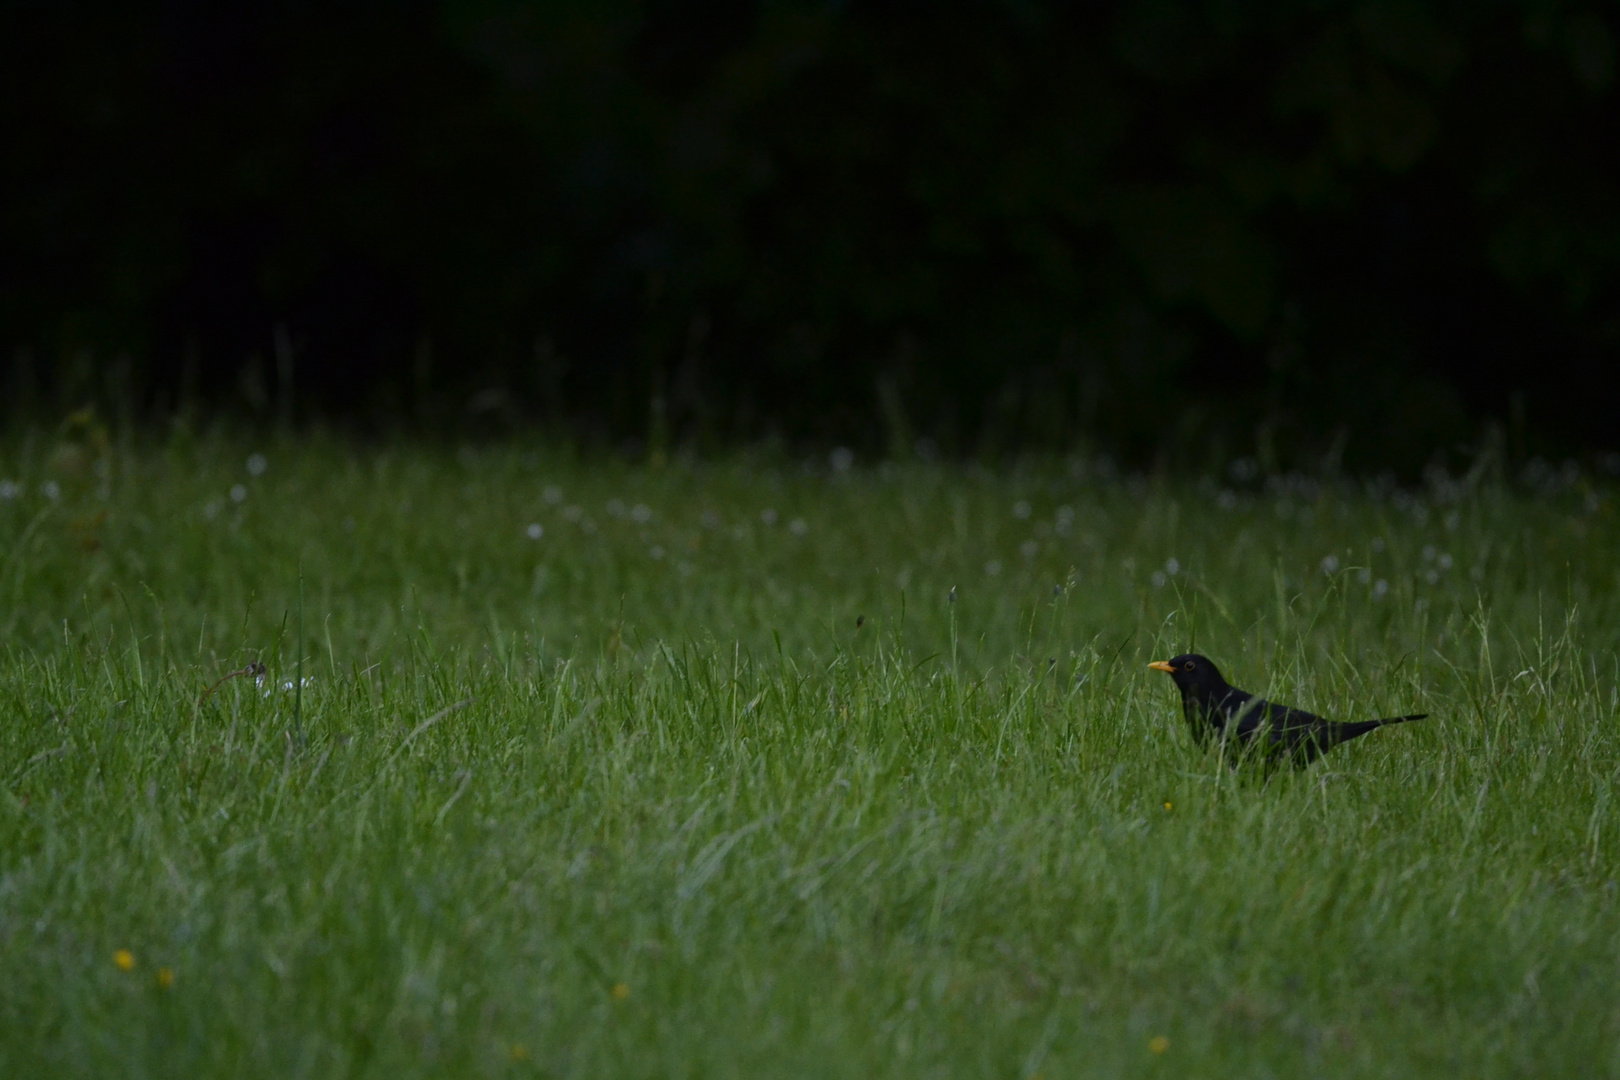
left=1203, top=682, right=1426, bottom=766
left=1183, top=685, right=1243, bottom=744
left=1227, top=695, right=1309, bottom=739
left=1273, top=707, right=1426, bottom=763
left=1203, top=686, right=1254, bottom=734
left=1230, top=698, right=1338, bottom=759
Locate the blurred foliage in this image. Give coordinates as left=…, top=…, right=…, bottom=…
left=1, top=1, right=1617, bottom=470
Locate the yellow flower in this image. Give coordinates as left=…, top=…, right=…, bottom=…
left=611, top=982, right=630, bottom=1001
left=1149, top=1035, right=1170, bottom=1054
left=157, top=967, right=175, bottom=989
left=113, top=949, right=135, bottom=972
left=1163, top=802, right=1172, bottom=811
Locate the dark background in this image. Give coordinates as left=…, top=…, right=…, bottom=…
left=3, top=1, right=1617, bottom=472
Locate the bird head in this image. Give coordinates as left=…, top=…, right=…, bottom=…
left=1148, top=653, right=1228, bottom=698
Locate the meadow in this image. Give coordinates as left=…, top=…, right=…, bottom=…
left=1, top=431, right=1617, bottom=1078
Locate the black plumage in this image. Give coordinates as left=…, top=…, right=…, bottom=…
left=1149, top=653, right=1425, bottom=766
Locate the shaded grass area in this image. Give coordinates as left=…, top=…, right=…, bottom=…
left=2, top=435, right=1618, bottom=1077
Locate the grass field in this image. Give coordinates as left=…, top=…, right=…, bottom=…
left=2, top=431, right=1618, bottom=1078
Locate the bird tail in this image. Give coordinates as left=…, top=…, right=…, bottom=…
left=1339, top=713, right=1427, bottom=740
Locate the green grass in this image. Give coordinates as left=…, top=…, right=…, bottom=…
left=2, top=432, right=1618, bottom=1078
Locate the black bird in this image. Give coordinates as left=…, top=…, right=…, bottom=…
left=1149, top=653, right=1425, bottom=766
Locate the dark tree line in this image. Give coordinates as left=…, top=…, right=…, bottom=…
left=3, top=1, right=1617, bottom=470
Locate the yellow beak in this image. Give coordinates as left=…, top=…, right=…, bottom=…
left=1147, top=661, right=1176, bottom=673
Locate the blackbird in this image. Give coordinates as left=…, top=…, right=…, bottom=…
left=1149, top=653, right=1425, bottom=766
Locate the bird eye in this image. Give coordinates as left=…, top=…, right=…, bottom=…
left=1184, top=660, right=1196, bottom=670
